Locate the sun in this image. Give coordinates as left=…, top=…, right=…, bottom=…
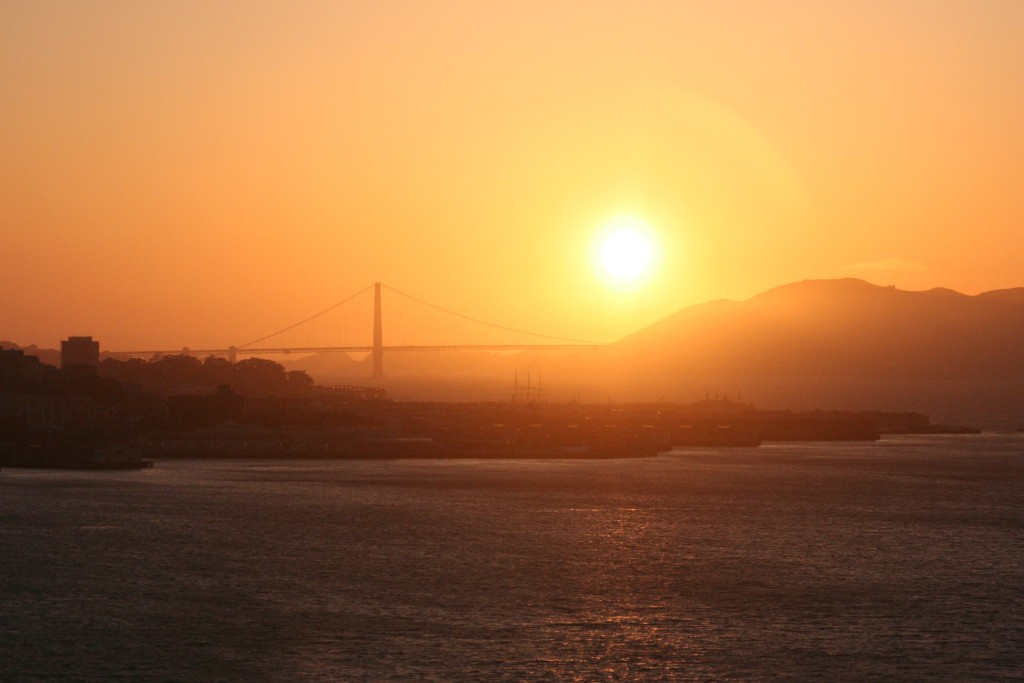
left=595, top=217, right=657, bottom=285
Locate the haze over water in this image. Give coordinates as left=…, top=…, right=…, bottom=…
left=4, top=435, right=1022, bottom=681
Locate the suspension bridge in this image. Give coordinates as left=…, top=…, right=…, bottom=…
left=111, top=283, right=607, bottom=377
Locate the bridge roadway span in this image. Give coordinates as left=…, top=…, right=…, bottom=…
left=108, top=283, right=607, bottom=374
left=112, top=344, right=606, bottom=356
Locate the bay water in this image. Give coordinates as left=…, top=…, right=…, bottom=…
left=2, top=435, right=1023, bottom=681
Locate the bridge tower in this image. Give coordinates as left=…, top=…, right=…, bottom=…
left=372, top=282, right=383, bottom=378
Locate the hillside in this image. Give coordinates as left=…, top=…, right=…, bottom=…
left=616, top=278, right=1024, bottom=380
left=12, top=279, right=1019, bottom=423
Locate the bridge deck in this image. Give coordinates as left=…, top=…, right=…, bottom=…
left=110, top=344, right=606, bottom=356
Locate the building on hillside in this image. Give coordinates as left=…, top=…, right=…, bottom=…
left=61, top=336, right=100, bottom=370
left=1, top=348, right=58, bottom=390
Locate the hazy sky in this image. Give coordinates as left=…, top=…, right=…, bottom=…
left=3, top=0, right=1022, bottom=349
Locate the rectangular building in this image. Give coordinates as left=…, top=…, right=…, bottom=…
left=60, top=336, right=100, bottom=369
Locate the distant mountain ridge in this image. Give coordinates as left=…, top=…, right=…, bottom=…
left=616, top=278, right=1024, bottom=380
left=286, top=278, right=1024, bottom=396
left=6, top=279, right=1023, bottom=425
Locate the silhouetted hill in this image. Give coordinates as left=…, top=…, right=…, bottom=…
left=282, top=279, right=1024, bottom=423
left=0, top=342, right=60, bottom=368
left=977, top=287, right=1024, bottom=304
left=7, top=279, right=1022, bottom=424
left=616, top=278, right=1024, bottom=380
left=284, top=349, right=367, bottom=381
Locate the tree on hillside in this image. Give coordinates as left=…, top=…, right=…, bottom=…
left=233, top=358, right=287, bottom=395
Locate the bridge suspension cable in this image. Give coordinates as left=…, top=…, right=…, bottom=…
left=107, top=283, right=607, bottom=373
left=382, top=284, right=604, bottom=346
left=238, top=284, right=373, bottom=349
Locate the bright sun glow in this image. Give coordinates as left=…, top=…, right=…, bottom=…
left=596, top=218, right=657, bottom=284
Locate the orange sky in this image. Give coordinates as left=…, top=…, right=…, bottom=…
left=3, top=1, right=1022, bottom=350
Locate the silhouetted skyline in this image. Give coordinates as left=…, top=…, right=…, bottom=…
left=6, top=276, right=1023, bottom=427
